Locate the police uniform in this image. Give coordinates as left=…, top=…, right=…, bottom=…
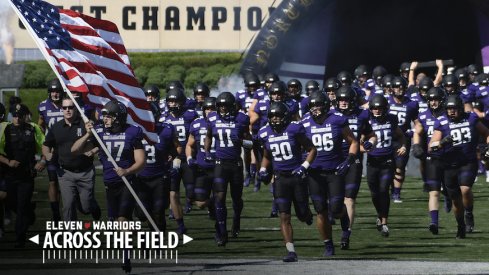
left=43, top=116, right=101, bottom=222
left=0, top=118, right=44, bottom=246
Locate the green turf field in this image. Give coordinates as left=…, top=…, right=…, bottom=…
left=1, top=169, right=489, bottom=262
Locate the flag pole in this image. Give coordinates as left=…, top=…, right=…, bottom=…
left=9, top=1, right=160, bottom=232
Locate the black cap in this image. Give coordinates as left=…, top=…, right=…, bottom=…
left=10, top=104, right=30, bottom=118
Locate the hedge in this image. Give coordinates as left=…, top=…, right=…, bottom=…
left=20, top=52, right=243, bottom=92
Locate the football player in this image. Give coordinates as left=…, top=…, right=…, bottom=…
left=302, top=91, right=359, bottom=255
left=258, top=101, right=316, bottom=262
left=429, top=95, right=489, bottom=237
left=366, top=94, right=407, bottom=237
left=204, top=92, right=252, bottom=246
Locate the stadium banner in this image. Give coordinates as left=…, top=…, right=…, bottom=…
left=11, top=0, right=278, bottom=51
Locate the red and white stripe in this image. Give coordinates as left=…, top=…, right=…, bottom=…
left=38, top=9, right=157, bottom=142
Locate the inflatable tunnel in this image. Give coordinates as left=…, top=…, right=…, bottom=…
left=241, top=0, right=489, bottom=86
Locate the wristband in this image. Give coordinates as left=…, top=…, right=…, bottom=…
left=259, top=167, right=267, bottom=173
left=301, top=161, right=310, bottom=169
left=39, top=159, right=47, bottom=165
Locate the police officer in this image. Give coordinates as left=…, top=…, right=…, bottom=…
left=42, top=98, right=101, bottom=222
left=0, top=104, right=45, bottom=247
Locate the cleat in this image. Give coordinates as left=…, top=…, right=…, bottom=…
left=253, top=180, right=261, bottom=192
left=121, top=259, right=132, bottom=274
left=184, top=201, right=192, bottom=214
left=323, top=240, right=335, bottom=256
left=376, top=218, right=382, bottom=231
left=177, top=224, right=187, bottom=235
left=486, top=170, right=489, bottom=183
left=305, top=214, right=313, bottom=226
left=380, top=224, right=389, bottom=237
left=168, top=209, right=175, bottom=220
left=270, top=201, right=278, bottom=218
left=340, top=231, right=351, bottom=250
left=282, top=251, right=298, bottom=262
left=392, top=193, right=402, bottom=203
left=456, top=225, right=466, bottom=239
left=443, top=196, right=452, bottom=213
left=215, top=232, right=228, bottom=247
left=244, top=174, right=251, bottom=187
left=429, top=223, right=439, bottom=235
left=465, top=212, right=474, bottom=233
left=231, top=218, right=240, bottom=238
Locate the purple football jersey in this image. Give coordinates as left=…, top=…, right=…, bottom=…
left=302, top=111, right=348, bottom=170
left=338, top=108, right=372, bottom=157
left=252, top=89, right=269, bottom=101
left=235, top=89, right=255, bottom=114
left=460, top=88, right=475, bottom=104
left=418, top=110, right=443, bottom=157
left=387, top=95, right=419, bottom=133
left=139, top=122, right=175, bottom=178
left=95, top=124, right=144, bottom=183
left=189, top=117, right=215, bottom=169
left=409, top=92, right=428, bottom=113
left=159, top=109, right=198, bottom=158
left=208, top=111, right=250, bottom=160
left=254, top=99, right=270, bottom=131
left=367, top=113, right=399, bottom=157
left=434, top=112, right=480, bottom=165
left=300, top=96, right=310, bottom=116
left=259, top=122, right=307, bottom=171
left=476, top=86, right=489, bottom=112
left=38, top=99, right=64, bottom=133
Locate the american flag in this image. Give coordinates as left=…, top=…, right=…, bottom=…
left=10, top=0, right=157, bottom=143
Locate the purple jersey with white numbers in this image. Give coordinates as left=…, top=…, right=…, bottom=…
left=160, top=110, right=198, bottom=158
left=208, top=111, right=249, bottom=160
left=252, top=89, right=268, bottom=101
left=409, top=92, right=428, bottom=113
left=476, top=86, right=489, bottom=112
left=139, top=122, right=175, bottom=178
left=259, top=122, right=307, bottom=171
left=368, top=114, right=399, bottom=157
left=236, top=89, right=262, bottom=114
left=434, top=112, right=480, bottom=165
left=387, top=95, right=419, bottom=133
left=338, top=108, right=372, bottom=157
left=95, top=124, right=144, bottom=184
left=38, top=99, right=64, bottom=133
left=418, top=110, right=443, bottom=157
left=302, top=111, right=348, bottom=170
left=189, top=117, right=215, bottom=169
